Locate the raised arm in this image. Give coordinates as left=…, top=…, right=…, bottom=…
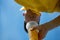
left=39, top=15, right=60, bottom=31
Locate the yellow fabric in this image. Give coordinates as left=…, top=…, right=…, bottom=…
left=15, top=0, right=60, bottom=13
left=28, top=28, right=38, bottom=40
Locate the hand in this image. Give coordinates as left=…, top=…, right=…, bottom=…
left=38, top=26, right=48, bottom=40
left=23, top=9, right=40, bottom=22
left=31, top=25, right=48, bottom=40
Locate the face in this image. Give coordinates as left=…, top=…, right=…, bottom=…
left=23, top=9, right=41, bottom=23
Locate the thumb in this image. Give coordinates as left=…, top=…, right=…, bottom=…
left=30, top=26, right=39, bottom=31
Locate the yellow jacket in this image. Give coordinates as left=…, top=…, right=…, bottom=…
left=15, top=0, right=60, bottom=14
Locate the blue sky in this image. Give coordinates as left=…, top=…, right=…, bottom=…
left=1, top=0, right=60, bottom=40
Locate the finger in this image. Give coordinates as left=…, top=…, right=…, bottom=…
left=29, top=27, right=34, bottom=31
left=30, top=26, right=38, bottom=31
left=38, top=30, right=48, bottom=39
left=38, top=31, right=43, bottom=40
